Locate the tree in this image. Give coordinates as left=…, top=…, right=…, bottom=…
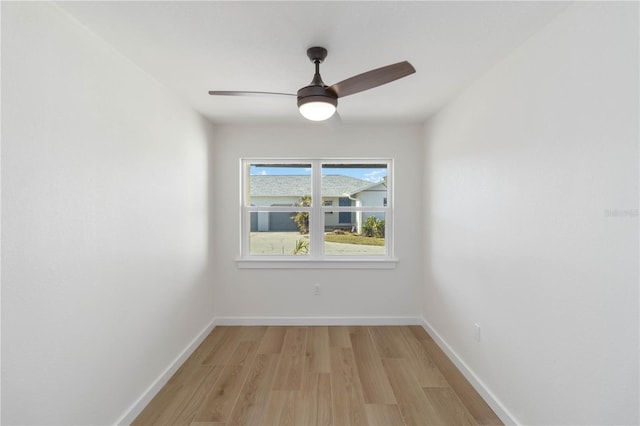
left=292, top=195, right=311, bottom=234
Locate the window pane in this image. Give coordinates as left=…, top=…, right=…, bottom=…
left=323, top=212, right=386, bottom=256
left=249, top=163, right=312, bottom=206
left=321, top=164, right=387, bottom=207
left=249, top=211, right=309, bottom=255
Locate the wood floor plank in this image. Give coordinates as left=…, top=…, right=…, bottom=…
left=132, top=387, right=174, bottom=426
left=134, top=365, right=222, bottom=426
left=397, top=326, right=449, bottom=387
left=257, top=326, right=287, bottom=354
left=227, top=353, right=279, bottom=426
left=166, top=359, right=203, bottom=389
left=397, top=403, right=440, bottom=426
left=407, top=325, right=432, bottom=341
left=368, top=326, right=407, bottom=358
left=133, top=364, right=217, bottom=425
left=192, top=364, right=246, bottom=423
left=422, top=387, right=478, bottom=425
left=312, top=372, right=333, bottom=426
left=165, top=365, right=227, bottom=425
left=192, top=341, right=259, bottom=423
left=330, top=347, right=368, bottom=426
left=229, top=339, right=260, bottom=365
left=262, top=390, right=298, bottom=426
left=349, top=327, right=397, bottom=404
left=271, top=327, right=307, bottom=391
left=134, top=361, right=208, bottom=425
left=328, top=326, right=351, bottom=348
left=417, top=336, right=503, bottom=425
left=237, top=325, right=268, bottom=341
left=292, top=372, right=333, bottom=426
left=382, top=358, right=430, bottom=405
left=187, top=327, right=231, bottom=367
left=306, top=326, right=331, bottom=373
left=382, top=358, right=443, bottom=426
left=317, top=373, right=334, bottom=425
left=364, top=404, right=406, bottom=426
left=202, top=326, right=245, bottom=366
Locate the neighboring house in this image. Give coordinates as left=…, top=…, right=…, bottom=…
left=249, top=175, right=387, bottom=232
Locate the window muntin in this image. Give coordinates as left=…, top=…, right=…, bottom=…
left=241, top=159, right=393, bottom=262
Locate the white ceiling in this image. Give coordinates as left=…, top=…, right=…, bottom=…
left=57, top=1, right=569, bottom=124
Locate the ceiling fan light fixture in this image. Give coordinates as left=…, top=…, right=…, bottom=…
left=209, top=46, right=416, bottom=123
left=297, top=86, right=338, bottom=121
left=298, top=98, right=337, bottom=121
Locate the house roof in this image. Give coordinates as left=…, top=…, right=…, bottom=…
left=250, top=175, right=372, bottom=198
left=348, top=180, right=387, bottom=195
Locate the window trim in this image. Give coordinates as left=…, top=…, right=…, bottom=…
left=237, top=158, right=397, bottom=269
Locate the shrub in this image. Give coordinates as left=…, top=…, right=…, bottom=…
left=362, top=216, right=385, bottom=238
left=377, top=219, right=386, bottom=238
left=292, top=238, right=309, bottom=255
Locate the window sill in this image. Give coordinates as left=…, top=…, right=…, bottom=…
left=235, top=257, right=398, bottom=269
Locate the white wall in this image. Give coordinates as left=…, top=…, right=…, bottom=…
left=212, top=124, right=423, bottom=320
left=423, top=2, right=638, bottom=425
left=1, top=3, right=215, bottom=424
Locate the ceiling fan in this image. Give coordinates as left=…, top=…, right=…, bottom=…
left=208, top=47, right=416, bottom=122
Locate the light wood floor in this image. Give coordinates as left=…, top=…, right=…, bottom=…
left=133, top=326, right=503, bottom=426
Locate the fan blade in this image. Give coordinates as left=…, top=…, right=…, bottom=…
left=208, top=90, right=296, bottom=98
left=329, top=61, right=415, bottom=98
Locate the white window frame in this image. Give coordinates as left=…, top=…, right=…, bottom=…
left=237, top=158, right=397, bottom=269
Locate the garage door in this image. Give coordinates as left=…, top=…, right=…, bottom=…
left=269, top=212, right=299, bottom=231
left=250, top=212, right=258, bottom=231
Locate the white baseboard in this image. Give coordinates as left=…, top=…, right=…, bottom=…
left=115, top=318, right=217, bottom=425
left=420, top=318, right=519, bottom=426
left=214, top=316, right=423, bottom=326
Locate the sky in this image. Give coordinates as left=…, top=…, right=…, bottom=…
left=250, top=165, right=387, bottom=183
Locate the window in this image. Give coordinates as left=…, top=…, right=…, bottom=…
left=238, top=159, right=396, bottom=268
left=323, top=200, right=334, bottom=214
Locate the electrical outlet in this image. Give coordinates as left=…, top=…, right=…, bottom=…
left=314, top=284, right=321, bottom=296
left=474, top=323, right=481, bottom=342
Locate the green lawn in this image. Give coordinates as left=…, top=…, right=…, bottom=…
left=324, top=233, right=385, bottom=246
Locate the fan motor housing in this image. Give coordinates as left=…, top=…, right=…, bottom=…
left=296, top=85, right=338, bottom=108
